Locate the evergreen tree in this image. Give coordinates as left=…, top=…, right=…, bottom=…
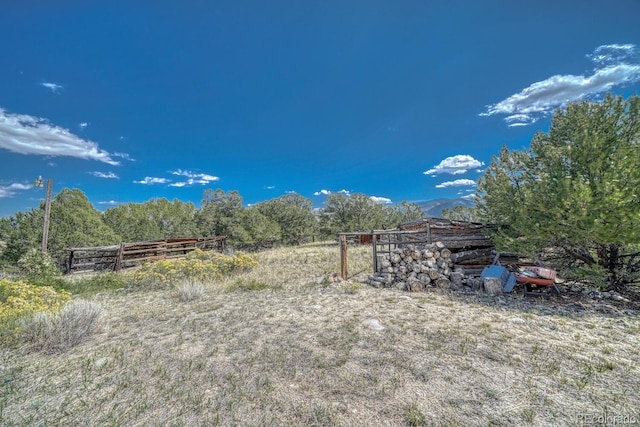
left=477, top=94, right=640, bottom=286
left=256, top=194, right=317, bottom=245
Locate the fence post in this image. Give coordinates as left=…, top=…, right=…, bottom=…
left=66, top=249, right=74, bottom=274
left=114, top=243, right=125, bottom=271
left=372, top=233, right=378, bottom=273
left=340, top=235, right=348, bottom=280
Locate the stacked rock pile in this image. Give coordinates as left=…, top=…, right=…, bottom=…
left=368, top=242, right=464, bottom=291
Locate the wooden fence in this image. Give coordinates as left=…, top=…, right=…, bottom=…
left=65, top=237, right=226, bottom=274
left=338, top=217, right=495, bottom=279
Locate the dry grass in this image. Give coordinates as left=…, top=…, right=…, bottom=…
left=175, top=280, right=206, bottom=302
left=1, top=242, right=639, bottom=426
left=18, top=300, right=104, bottom=354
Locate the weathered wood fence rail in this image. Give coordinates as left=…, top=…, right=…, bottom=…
left=339, top=217, right=495, bottom=279
left=65, top=237, right=226, bottom=274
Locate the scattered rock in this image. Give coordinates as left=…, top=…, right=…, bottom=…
left=610, top=294, right=630, bottom=303
left=589, top=291, right=602, bottom=299
left=95, top=357, right=110, bottom=368
left=467, top=278, right=483, bottom=292
left=363, top=319, right=385, bottom=331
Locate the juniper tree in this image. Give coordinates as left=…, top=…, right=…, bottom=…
left=477, top=94, right=640, bottom=286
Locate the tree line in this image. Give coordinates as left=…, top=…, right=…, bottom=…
left=2, top=94, right=638, bottom=288
left=0, top=189, right=425, bottom=266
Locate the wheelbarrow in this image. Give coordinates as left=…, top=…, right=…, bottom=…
left=515, top=266, right=560, bottom=298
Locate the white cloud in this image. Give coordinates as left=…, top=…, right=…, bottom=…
left=314, top=189, right=331, bottom=196
left=587, top=44, right=637, bottom=67
left=461, top=193, right=476, bottom=200
left=41, top=82, right=63, bottom=93
left=79, top=122, right=89, bottom=130
left=134, top=177, right=169, bottom=185
left=338, top=189, right=351, bottom=196
left=171, top=169, right=219, bottom=186
left=97, top=200, right=119, bottom=206
left=435, top=179, right=477, bottom=189
left=0, top=108, right=118, bottom=165
left=91, top=171, right=118, bottom=179
left=424, top=155, right=484, bottom=176
left=285, top=190, right=297, bottom=194
left=113, top=152, right=135, bottom=162
left=370, top=196, right=392, bottom=204
left=266, top=185, right=275, bottom=190
left=0, top=182, right=32, bottom=198
left=482, top=44, right=640, bottom=126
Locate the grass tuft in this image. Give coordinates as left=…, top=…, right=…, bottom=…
left=175, top=280, right=206, bottom=301
left=404, top=403, right=428, bottom=426
left=19, top=300, right=104, bottom=353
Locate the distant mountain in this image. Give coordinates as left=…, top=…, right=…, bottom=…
left=415, top=198, right=475, bottom=218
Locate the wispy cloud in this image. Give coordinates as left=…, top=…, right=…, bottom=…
left=41, top=82, right=63, bottom=93
left=113, top=152, right=135, bottom=162
left=481, top=44, right=640, bottom=126
left=0, top=182, right=32, bottom=198
left=370, top=196, right=392, bottom=204
left=0, top=108, right=119, bottom=165
left=79, top=122, right=89, bottom=130
left=97, top=200, right=120, bottom=206
left=435, top=179, right=477, bottom=189
left=90, top=171, right=119, bottom=179
left=424, top=155, right=484, bottom=176
left=134, top=177, right=169, bottom=185
left=170, top=169, right=219, bottom=187
left=587, top=44, right=637, bottom=67
left=266, top=185, right=275, bottom=190
left=314, top=189, right=331, bottom=196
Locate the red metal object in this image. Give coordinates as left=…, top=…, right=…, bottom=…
left=515, top=266, right=556, bottom=286
left=514, top=266, right=559, bottom=297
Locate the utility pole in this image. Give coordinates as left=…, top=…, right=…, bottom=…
left=34, top=177, right=53, bottom=253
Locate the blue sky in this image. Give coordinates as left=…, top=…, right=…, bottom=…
left=1, top=1, right=640, bottom=217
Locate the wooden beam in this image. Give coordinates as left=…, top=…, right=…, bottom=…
left=340, top=235, right=348, bottom=280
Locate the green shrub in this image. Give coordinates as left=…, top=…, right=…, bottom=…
left=17, top=249, right=62, bottom=278
left=16, top=248, right=66, bottom=289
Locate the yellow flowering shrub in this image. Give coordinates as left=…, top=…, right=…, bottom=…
left=0, top=279, right=72, bottom=344
left=131, top=250, right=258, bottom=288
left=186, top=249, right=258, bottom=272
